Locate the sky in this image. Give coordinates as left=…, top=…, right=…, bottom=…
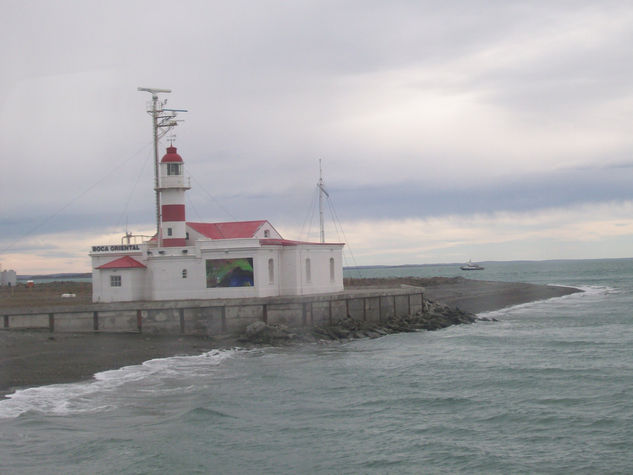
left=3, top=0, right=633, bottom=273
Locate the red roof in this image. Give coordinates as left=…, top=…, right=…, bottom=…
left=96, top=256, right=146, bottom=269
left=187, top=220, right=267, bottom=239
left=161, top=146, right=183, bottom=163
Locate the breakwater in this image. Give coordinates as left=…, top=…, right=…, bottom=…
left=1, top=288, right=431, bottom=336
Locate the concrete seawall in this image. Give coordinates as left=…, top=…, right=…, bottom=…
left=2, top=288, right=424, bottom=336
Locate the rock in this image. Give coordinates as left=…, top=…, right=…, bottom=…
left=243, top=321, right=294, bottom=344
left=311, top=327, right=332, bottom=338
left=239, top=296, right=479, bottom=346
left=245, top=321, right=267, bottom=338
left=331, top=327, right=351, bottom=338
left=477, top=316, right=498, bottom=322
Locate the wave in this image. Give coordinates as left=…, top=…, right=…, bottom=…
left=181, top=406, right=238, bottom=421
left=563, top=284, right=619, bottom=295
left=0, top=348, right=243, bottom=419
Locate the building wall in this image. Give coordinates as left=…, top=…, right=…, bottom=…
left=92, top=268, right=146, bottom=303
left=298, top=246, right=344, bottom=295
left=91, top=252, right=145, bottom=302
left=3, top=291, right=426, bottom=335
left=160, top=174, right=188, bottom=189
left=146, top=250, right=263, bottom=300
left=144, top=254, right=200, bottom=300
left=162, top=221, right=187, bottom=240
left=1, top=270, right=17, bottom=287
left=279, top=247, right=302, bottom=295
left=253, top=222, right=282, bottom=239
left=91, top=239, right=344, bottom=303
left=185, top=227, right=206, bottom=244
left=277, top=245, right=344, bottom=296
left=252, top=249, right=281, bottom=298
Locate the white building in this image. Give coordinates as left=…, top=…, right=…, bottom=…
left=1, top=269, right=17, bottom=287
left=91, top=146, right=344, bottom=303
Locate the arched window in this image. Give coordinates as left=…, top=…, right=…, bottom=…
left=330, top=257, right=335, bottom=282
left=305, top=258, right=311, bottom=283
left=268, top=258, right=274, bottom=284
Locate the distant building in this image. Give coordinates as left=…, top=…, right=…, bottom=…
left=0, top=269, right=17, bottom=287
left=90, top=146, right=344, bottom=303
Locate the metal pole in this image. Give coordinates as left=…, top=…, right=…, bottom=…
left=151, top=94, right=162, bottom=247
left=319, top=159, right=324, bottom=243
left=138, top=87, right=172, bottom=247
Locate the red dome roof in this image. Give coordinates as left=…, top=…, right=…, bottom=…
left=161, top=146, right=183, bottom=163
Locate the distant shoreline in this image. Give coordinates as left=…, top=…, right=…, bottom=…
left=344, top=256, right=633, bottom=270
left=16, top=255, right=633, bottom=278
left=17, top=273, right=92, bottom=281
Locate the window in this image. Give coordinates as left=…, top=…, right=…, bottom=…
left=182, top=269, right=187, bottom=279
left=268, top=258, right=274, bottom=284
left=264, top=229, right=270, bottom=238
left=330, top=257, right=335, bottom=282
left=110, top=275, right=121, bottom=287
left=167, top=163, right=181, bottom=175
left=167, top=227, right=173, bottom=236
left=305, top=258, right=311, bottom=283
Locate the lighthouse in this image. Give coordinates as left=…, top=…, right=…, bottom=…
left=158, top=146, right=190, bottom=246
left=90, top=88, right=344, bottom=303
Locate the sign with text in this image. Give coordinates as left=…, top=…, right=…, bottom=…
left=91, top=244, right=141, bottom=253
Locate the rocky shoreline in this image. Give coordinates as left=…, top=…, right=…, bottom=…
left=240, top=298, right=483, bottom=345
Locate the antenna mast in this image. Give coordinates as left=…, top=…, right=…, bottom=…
left=317, top=159, right=329, bottom=243
left=137, top=87, right=186, bottom=247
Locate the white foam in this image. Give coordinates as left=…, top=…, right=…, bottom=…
left=570, top=284, right=620, bottom=296
left=0, top=348, right=243, bottom=419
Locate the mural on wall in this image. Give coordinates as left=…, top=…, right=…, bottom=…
left=206, top=258, right=254, bottom=287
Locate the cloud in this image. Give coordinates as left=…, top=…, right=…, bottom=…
left=3, top=1, right=633, bottom=271
left=320, top=201, right=633, bottom=265
left=4, top=200, right=633, bottom=274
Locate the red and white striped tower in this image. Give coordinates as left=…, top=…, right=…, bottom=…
left=158, top=146, right=191, bottom=247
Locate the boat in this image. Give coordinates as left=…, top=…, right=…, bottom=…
left=460, top=260, right=484, bottom=271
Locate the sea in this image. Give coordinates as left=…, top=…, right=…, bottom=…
left=1, top=258, right=632, bottom=474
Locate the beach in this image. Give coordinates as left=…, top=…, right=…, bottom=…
left=416, top=277, right=580, bottom=313
left=0, top=278, right=580, bottom=397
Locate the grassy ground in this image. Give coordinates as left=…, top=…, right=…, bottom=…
left=0, top=282, right=92, bottom=309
